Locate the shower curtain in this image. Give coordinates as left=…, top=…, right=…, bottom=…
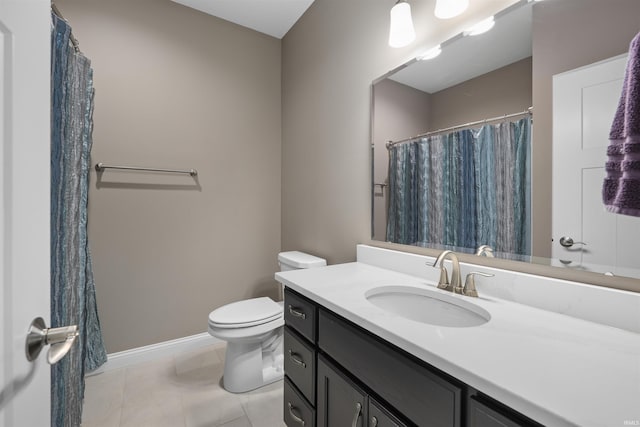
left=386, top=116, right=532, bottom=256
left=51, top=11, right=107, bottom=427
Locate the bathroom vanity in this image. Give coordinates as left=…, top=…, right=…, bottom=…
left=277, top=245, right=640, bottom=427
left=283, top=287, right=539, bottom=427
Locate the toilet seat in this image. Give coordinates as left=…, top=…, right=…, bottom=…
left=209, top=297, right=283, bottom=329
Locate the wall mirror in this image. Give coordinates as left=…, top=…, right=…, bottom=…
left=371, top=0, right=640, bottom=282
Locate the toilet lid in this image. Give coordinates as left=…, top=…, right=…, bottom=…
left=208, top=297, right=282, bottom=329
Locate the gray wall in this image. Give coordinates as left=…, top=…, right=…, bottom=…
left=281, top=0, right=640, bottom=269
left=57, top=0, right=282, bottom=352
left=282, top=0, right=515, bottom=264
left=429, top=57, right=532, bottom=130
left=531, top=0, right=640, bottom=257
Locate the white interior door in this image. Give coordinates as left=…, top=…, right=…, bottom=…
left=0, top=0, right=51, bottom=426
left=552, top=54, right=640, bottom=277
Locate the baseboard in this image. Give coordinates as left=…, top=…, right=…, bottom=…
left=87, top=333, right=221, bottom=376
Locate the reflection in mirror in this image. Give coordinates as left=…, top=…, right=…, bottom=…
left=371, top=0, right=640, bottom=281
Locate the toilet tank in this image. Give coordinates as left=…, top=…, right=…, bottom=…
left=278, top=251, right=326, bottom=271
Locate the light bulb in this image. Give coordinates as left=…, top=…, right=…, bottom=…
left=434, top=0, right=469, bottom=19
left=465, top=16, right=495, bottom=36
left=389, top=0, right=416, bottom=48
left=417, top=45, right=442, bottom=60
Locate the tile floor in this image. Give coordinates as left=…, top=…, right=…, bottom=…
left=81, top=343, right=287, bottom=427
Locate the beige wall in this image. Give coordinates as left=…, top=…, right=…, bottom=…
left=56, top=0, right=282, bottom=352
left=282, top=0, right=517, bottom=264
left=374, top=79, right=431, bottom=145
left=430, top=57, right=532, bottom=130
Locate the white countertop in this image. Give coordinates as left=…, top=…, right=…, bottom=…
left=276, top=262, right=640, bottom=427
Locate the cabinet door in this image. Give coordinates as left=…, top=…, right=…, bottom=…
left=368, top=398, right=408, bottom=427
left=317, top=355, right=366, bottom=427
left=468, top=398, right=538, bottom=427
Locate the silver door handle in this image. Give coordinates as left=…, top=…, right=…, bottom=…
left=352, top=402, right=362, bottom=427
left=288, top=350, right=307, bottom=368
left=25, top=317, right=79, bottom=365
left=287, top=402, right=305, bottom=426
left=288, top=305, right=306, bottom=320
left=559, top=236, right=586, bottom=248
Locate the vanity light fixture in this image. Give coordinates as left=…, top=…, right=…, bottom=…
left=417, top=45, right=442, bottom=60
left=388, top=0, right=416, bottom=48
left=464, top=16, right=495, bottom=36
left=434, top=0, right=469, bottom=19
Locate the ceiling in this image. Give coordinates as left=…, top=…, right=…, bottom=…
left=170, top=0, right=315, bottom=39
left=389, top=1, right=533, bottom=94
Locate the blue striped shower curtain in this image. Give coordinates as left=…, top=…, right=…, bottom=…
left=386, top=117, right=531, bottom=256
left=51, top=12, right=107, bottom=427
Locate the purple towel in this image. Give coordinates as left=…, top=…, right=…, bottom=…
left=603, top=31, right=640, bottom=217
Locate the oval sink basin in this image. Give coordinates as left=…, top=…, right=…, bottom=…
left=365, top=285, right=490, bottom=328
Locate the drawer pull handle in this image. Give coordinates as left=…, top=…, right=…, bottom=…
left=371, top=416, right=378, bottom=427
left=288, top=402, right=306, bottom=426
left=288, top=305, right=306, bottom=320
left=352, top=402, right=362, bottom=427
left=288, top=350, right=307, bottom=368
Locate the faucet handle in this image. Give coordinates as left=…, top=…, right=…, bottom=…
left=437, top=266, right=452, bottom=291
left=463, top=271, right=494, bottom=297
left=426, top=259, right=453, bottom=291
left=427, top=260, right=452, bottom=291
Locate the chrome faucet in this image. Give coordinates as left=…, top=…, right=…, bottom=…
left=463, top=271, right=494, bottom=297
left=431, top=250, right=462, bottom=294
left=475, top=245, right=494, bottom=257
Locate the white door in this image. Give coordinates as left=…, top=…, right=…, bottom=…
left=552, top=54, right=640, bottom=278
left=0, top=0, right=51, bottom=426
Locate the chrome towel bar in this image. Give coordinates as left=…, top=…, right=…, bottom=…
left=95, top=162, right=198, bottom=177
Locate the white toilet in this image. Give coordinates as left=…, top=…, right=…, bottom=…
left=207, top=251, right=326, bottom=393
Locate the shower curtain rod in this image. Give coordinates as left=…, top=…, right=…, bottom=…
left=51, top=3, right=80, bottom=52
left=95, top=162, right=198, bottom=177
left=386, top=107, right=533, bottom=149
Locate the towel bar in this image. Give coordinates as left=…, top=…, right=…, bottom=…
left=95, top=162, right=197, bottom=177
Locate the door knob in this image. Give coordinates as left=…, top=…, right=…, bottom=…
left=559, top=236, right=586, bottom=248
left=25, top=317, right=79, bottom=365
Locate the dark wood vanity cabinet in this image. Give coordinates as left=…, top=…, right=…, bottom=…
left=318, top=309, right=460, bottom=427
left=466, top=395, right=542, bottom=427
left=283, top=288, right=540, bottom=427
left=283, top=289, right=318, bottom=427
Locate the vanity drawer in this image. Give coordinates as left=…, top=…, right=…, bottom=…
left=284, top=288, right=317, bottom=343
left=284, top=326, right=316, bottom=404
left=284, top=376, right=315, bottom=427
left=318, top=309, right=462, bottom=427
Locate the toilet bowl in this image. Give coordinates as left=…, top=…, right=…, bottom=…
left=207, top=251, right=326, bottom=393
